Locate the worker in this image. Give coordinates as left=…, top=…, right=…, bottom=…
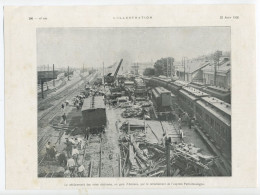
left=184, top=112, right=189, bottom=126
left=125, top=122, right=129, bottom=134
left=101, top=125, right=105, bottom=134
left=179, top=128, right=184, bottom=141
left=61, top=103, right=65, bottom=109
left=65, top=138, right=73, bottom=157
left=191, top=117, right=195, bottom=130
left=68, top=137, right=76, bottom=145
left=67, top=157, right=76, bottom=176
left=64, top=169, right=71, bottom=178
left=161, top=133, right=166, bottom=147
left=188, top=117, right=192, bottom=129
left=45, top=141, right=51, bottom=159
left=84, top=127, right=90, bottom=140
left=49, top=145, right=57, bottom=160
left=77, top=164, right=85, bottom=177
left=78, top=137, right=84, bottom=149
left=74, top=138, right=81, bottom=149
left=62, top=112, right=67, bottom=124
left=56, top=151, right=67, bottom=166
left=178, top=117, right=182, bottom=129
left=72, top=146, right=79, bottom=165
left=76, top=102, right=80, bottom=110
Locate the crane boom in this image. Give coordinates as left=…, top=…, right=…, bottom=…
left=113, top=59, right=123, bottom=80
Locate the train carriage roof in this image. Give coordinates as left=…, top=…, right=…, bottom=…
left=201, top=96, right=231, bottom=116
left=182, top=86, right=209, bottom=97
left=82, top=96, right=105, bottom=111
left=179, top=89, right=198, bottom=101
left=196, top=100, right=231, bottom=126
left=204, top=86, right=230, bottom=95
left=155, top=87, right=171, bottom=94
left=152, top=89, right=160, bottom=98
left=173, top=80, right=189, bottom=87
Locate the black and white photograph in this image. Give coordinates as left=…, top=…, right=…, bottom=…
left=37, top=27, right=231, bottom=178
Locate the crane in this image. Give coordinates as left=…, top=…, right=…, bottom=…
left=104, top=59, right=123, bottom=86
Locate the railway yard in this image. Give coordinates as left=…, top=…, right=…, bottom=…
left=38, top=69, right=231, bottom=178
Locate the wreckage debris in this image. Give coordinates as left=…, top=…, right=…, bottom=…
left=118, top=130, right=217, bottom=177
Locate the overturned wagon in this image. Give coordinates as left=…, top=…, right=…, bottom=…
left=81, top=96, right=107, bottom=132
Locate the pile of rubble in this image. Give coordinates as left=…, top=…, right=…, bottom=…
left=121, top=106, right=143, bottom=118
left=118, top=130, right=218, bottom=177
left=136, top=101, right=152, bottom=108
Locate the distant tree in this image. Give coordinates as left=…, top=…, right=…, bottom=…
left=154, top=57, right=174, bottom=76
left=143, top=68, right=155, bottom=76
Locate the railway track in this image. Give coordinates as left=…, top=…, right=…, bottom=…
left=37, top=72, right=99, bottom=166
left=38, top=72, right=97, bottom=121
left=84, top=134, right=103, bottom=177
left=38, top=74, right=89, bottom=109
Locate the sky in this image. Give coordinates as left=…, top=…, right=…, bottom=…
left=37, top=27, right=230, bottom=69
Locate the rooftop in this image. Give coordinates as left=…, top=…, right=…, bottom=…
left=202, top=60, right=231, bottom=73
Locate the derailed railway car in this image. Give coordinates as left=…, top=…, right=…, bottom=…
left=195, top=97, right=231, bottom=159
left=81, top=96, right=107, bottom=132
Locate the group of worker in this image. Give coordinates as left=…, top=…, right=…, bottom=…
left=73, top=95, right=85, bottom=110
left=178, top=112, right=196, bottom=129
left=176, top=112, right=196, bottom=142
left=45, top=136, right=86, bottom=177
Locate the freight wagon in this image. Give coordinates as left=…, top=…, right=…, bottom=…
left=81, top=96, right=107, bottom=132
left=152, top=87, right=172, bottom=111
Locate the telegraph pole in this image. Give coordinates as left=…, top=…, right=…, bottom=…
left=53, top=64, right=55, bottom=87
left=172, top=58, right=175, bottom=77
left=170, top=58, right=172, bottom=77
left=214, top=51, right=221, bottom=86
left=41, top=79, right=44, bottom=99
left=183, top=57, right=186, bottom=81
left=47, top=64, right=49, bottom=90
left=103, top=62, right=105, bottom=86
left=68, top=66, right=70, bottom=81
left=166, top=58, right=168, bottom=77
